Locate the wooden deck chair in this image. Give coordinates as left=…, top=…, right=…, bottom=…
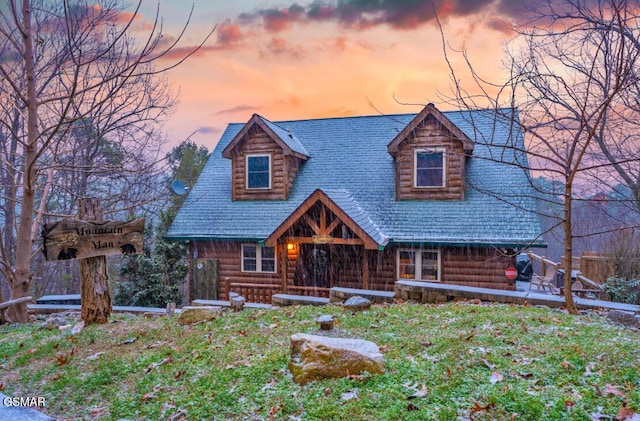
left=529, top=265, right=559, bottom=294
left=570, top=281, right=584, bottom=297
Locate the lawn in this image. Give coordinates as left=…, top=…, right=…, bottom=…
left=1, top=301, right=639, bottom=420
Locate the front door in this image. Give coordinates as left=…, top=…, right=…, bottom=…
left=193, top=259, right=218, bottom=300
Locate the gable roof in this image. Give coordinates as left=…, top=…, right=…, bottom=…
left=387, top=103, right=474, bottom=156
left=221, top=114, right=309, bottom=160
left=264, top=188, right=388, bottom=250
left=168, top=106, right=544, bottom=248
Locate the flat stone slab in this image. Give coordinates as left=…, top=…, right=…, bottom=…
left=272, top=294, right=329, bottom=307
left=28, top=304, right=172, bottom=315
left=395, top=280, right=640, bottom=314
left=36, top=294, right=81, bottom=305
left=330, top=287, right=395, bottom=303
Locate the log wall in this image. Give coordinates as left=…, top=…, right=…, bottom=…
left=395, top=116, right=467, bottom=201
left=194, top=241, right=282, bottom=301
left=389, top=245, right=513, bottom=290
left=192, top=241, right=516, bottom=303
left=367, top=248, right=396, bottom=291
left=230, top=126, right=301, bottom=201
left=442, top=247, right=514, bottom=290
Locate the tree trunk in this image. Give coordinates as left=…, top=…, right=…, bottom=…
left=79, top=198, right=111, bottom=324
left=9, top=0, right=38, bottom=323
left=563, top=183, right=578, bottom=314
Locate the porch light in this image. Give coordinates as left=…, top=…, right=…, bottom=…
left=286, top=242, right=299, bottom=258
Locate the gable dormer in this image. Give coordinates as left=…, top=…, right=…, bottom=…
left=222, top=114, right=309, bottom=201
left=388, top=104, right=474, bottom=201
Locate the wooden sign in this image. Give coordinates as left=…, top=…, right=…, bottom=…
left=312, top=234, right=334, bottom=244
left=42, top=218, right=145, bottom=261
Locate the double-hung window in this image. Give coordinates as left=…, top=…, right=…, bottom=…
left=246, top=154, right=271, bottom=189
left=398, top=248, right=440, bottom=281
left=414, top=149, right=445, bottom=188
left=242, top=244, right=276, bottom=273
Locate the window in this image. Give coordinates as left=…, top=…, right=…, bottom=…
left=397, top=248, right=440, bottom=281
left=414, top=149, right=445, bottom=187
left=246, top=154, right=271, bottom=189
left=242, top=244, right=276, bottom=273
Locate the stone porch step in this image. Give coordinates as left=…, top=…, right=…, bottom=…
left=28, top=304, right=173, bottom=315
left=271, top=294, right=330, bottom=307
left=329, top=287, right=396, bottom=303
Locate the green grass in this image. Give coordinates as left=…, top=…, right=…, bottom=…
left=1, top=302, right=639, bottom=420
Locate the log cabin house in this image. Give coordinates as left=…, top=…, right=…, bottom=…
left=167, top=104, right=544, bottom=303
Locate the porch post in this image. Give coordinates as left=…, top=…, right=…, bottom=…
left=280, top=242, right=288, bottom=294
left=362, top=248, right=369, bottom=289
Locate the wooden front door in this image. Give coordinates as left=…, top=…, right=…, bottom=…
left=193, top=259, right=218, bottom=300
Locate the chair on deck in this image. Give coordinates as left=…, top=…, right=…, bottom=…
left=569, top=281, right=585, bottom=297
left=529, top=265, right=559, bottom=294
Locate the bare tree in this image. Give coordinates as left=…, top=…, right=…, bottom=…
left=0, top=0, right=213, bottom=322
left=439, top=0, right=640, bottom=313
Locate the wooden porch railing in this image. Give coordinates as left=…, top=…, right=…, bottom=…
left=287, top=285, right=330, bottom=298
left=526, top=252, right=603, bottom=291
left=224, top=279, right=281, bottom=304
left=222, top=278, right=333, bottom=303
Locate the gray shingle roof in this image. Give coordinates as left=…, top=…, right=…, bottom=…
left=167, top=108, right=544, bottom=248
left=258, top=116, right=309, bottom=157
left=322, top=189, right=389, bottom=246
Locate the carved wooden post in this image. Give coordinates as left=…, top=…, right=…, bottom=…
left=362, top=249, right=369, bottom=290
left=78, top=198, right=111, bottom=325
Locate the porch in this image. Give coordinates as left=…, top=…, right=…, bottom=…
left=261, top=189, right=393, bottom=300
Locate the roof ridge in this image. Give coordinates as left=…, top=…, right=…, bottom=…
left=228, top=107, right=517, bottom=126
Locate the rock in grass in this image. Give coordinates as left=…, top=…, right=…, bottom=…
left=343, top=296, right=371, bottom=311
left=607, top=310, right=640, bottom=328
left=288, top=333, right=384, bottom=385
left=41, top=314, right=68, bottom=330
left=178, top=306, right=222, bottom=325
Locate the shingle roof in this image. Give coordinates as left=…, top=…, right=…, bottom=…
left=258, top=116, right=309, bottom=157
left=167, top=108, right=544, bottom=248
left=321, top=189, right=389, bottom=246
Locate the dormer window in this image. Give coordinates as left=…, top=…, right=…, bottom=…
left=414, top=148, right=445, bottom=188
left=246, top=154, right=271, bottom=189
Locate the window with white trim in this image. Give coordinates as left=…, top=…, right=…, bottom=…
left=246, top=154, right=271, bottom=189
left=242, top=244, right=276, bottom=273
left=414, top=149, right=445, bottom=187
left=397, top=248, right=440, bottom=281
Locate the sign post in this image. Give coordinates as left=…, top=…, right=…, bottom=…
left=42, top=198, right=144, bottom=325
left=78, top=198, right=110, bottom=324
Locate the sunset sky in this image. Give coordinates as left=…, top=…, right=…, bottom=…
left=136, top=0, right=530, bottom=149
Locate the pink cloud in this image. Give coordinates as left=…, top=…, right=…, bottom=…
left=261, top=37, right=306, bottom=59
left=217, top=21, right=244, bottom=45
